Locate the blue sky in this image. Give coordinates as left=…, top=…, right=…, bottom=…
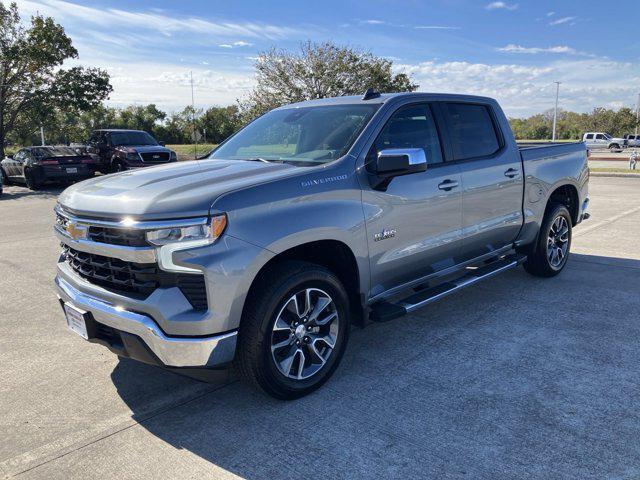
left=14, top=0, right=640, bottom=117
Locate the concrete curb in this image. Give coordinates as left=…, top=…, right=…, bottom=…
left=590, top=172, right=640, bottom=178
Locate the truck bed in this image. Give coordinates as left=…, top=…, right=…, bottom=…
left=517, top=141, right=584, bottom=150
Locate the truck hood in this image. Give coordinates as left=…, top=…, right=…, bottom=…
left=57, top=159, right=295, bottom=220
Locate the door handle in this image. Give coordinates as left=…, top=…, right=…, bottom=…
left=504, top=168, right=519, bottom=178
left=438, top=179, right=459, bottom=191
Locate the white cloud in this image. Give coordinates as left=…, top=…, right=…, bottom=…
left=547, top=11, right=555, bottom=16
left=414, top=25, right=461, bottom=30
left=497, top=44, right=578, bottom=55
left=396, top=59, right=640, bottom=116
left=218, top=41, right=253, bottom=49
left=362, top=19, right=386, bottom=25
left=14, top=0, right=300, bottom=40
left=96, top=62, right=255, bottom=109
left=549, top=16, right=576, bottom=26
left=485, top=2, right=519, bottom=11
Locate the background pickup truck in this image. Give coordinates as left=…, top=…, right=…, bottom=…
left=85, top=129, right=178, bottom=172
left=54, top=92, right=589, bottom=400
left=583, top=132, right=627, bottom=151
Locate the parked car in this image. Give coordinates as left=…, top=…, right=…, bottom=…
left=582, top=132, right=627, bottom=152
left=86, top=129, right=177, bottom=172
left=1, top=146, right=98, bottom=190
left=624, top=134, right=640, bottom=148
left=54, top=92, right=589, bottom=399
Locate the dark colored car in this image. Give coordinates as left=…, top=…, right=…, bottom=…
left=0, top=146, right=98, bottom=190
left=86, top=129, right=177, bottom=173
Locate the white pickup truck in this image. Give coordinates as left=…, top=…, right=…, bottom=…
left=583, top=132, right=627, bottom=152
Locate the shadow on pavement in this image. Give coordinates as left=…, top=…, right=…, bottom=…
left=109, top=253, right=640, bottom=479
left=0, top=184, right=65, bottom=200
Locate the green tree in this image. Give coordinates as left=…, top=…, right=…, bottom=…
left=200, top=105, right=241, bottom=143
left=0, top=2, right=111, bottom=156
left=240, top=41, right=418, bottom=121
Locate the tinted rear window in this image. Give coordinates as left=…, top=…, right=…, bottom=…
left=444, top=103, right=500, bottom=160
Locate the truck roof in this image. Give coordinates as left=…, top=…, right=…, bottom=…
left=276, top=92, right=498, bottom=109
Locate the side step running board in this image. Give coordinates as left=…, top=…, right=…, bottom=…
left=370, top=253, right=527, bottom=322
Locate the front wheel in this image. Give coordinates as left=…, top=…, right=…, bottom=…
left=523, top=203, right=572, bottom=277
left=609, top=144, right=621, bottom=152
left=236, top=261, right=350, bottom=400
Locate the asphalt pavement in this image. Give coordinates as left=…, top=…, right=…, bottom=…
left=2, top=177, right=640, bottom=479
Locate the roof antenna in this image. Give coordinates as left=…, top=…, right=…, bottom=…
left=362, top=88, right=381, bottom=101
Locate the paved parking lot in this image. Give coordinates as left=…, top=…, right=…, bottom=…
left=2, top=176, right=640, bottom=479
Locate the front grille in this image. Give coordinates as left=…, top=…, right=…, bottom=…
left=140, top=152, right=170, bottom=162
left=63, top=245, right=208, bottom=310
left=88, top=226, right=147, bottom=247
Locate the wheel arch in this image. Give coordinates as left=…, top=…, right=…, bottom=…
left=242, top=239, right=364, bottom=327
left=547, top=183, right=579, bottom=225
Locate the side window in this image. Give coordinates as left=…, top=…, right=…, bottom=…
left=443, top=103, right=500, bottom=160
left=585, top=134, right=594, bottom=140
left=14, top=150, right=26, bottom=162
left=370, top=103, right=443, bottom=165
left=595, top=134, right=605, bottom=140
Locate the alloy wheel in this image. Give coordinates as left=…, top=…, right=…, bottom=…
left=270, top=288, right=339, bottom=380
left=547, top=215, right=569, bottom=269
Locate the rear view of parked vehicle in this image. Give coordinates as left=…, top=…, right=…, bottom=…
left=0, top=146, right=98, bottom=190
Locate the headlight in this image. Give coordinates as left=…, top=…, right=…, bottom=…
left=146, top=214, right=227, bottom=246
left=126, top=152, right=140, bottom=161
left=170, top=150, right=178, bottom=161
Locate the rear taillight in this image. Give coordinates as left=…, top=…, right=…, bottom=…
left=40, top=159, right=59, bottom=165
left=81, top=157, right=95, bottom=164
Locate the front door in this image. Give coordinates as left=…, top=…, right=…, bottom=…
left=361, top=103, right=464, bottom=297
left=440, top=102, right=524, bottom=260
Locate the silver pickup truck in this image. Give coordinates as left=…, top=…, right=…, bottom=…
left=54, top=92, right=589, bottom=399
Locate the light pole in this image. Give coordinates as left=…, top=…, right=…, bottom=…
left=552, top=81, right=561, bottom=141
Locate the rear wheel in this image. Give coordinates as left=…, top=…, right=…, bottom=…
left=523, top=203, right=572, bottom=277
left=112, top=159, right=127, bottom=173
left=0, top=167, right=9, bottom=186
left=609, top=144, right=620, bottom=152
left=236, top=261, right=350, bottom=400
left=24, top=169, right=41, bottom=190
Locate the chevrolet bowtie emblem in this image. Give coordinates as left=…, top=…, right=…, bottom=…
left=66, top=222, right=87, bottom=241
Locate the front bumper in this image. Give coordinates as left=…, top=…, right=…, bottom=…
left=55, top=275, right=237, bottom=368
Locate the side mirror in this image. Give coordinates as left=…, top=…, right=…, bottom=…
left=158, top=141, right=166, bottom=147
left=370, top=148, right=427, bottom=190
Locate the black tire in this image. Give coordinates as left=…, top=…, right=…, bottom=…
left=0, top=167, right=9, bottom=185
left=112, top=159, right=126, bottom=173
left=235, top=260, right=350, bottom=400
left=609, top=144, right=620, bottom=152
left=24, top=169, right=41, bottom=190
left=523, top=203, right=572, bottom=277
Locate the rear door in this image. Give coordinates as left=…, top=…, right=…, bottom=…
left=362, top=102, right=463, bottom=295
left=441, top=102, right=524, bottom=261
left=584, top=134, right=595, bottom=149
left=594, top=133, right=607, bottom=148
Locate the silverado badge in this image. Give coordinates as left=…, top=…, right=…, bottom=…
left=374, top=229, right=396, bottom=242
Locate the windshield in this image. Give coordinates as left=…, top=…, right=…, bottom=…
left=32, top=147, right=80, bottom=157
left=110, top=131, right=158, bottom=146
left=209, top=104, right=379, bottom=165
left=604, top=133, right=612, bottom=140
